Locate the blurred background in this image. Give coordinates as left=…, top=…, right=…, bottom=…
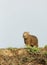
left=0, top=0, right=47, bottom=48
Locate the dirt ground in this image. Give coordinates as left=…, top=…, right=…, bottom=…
left=0, top=47, right=47, bottom=65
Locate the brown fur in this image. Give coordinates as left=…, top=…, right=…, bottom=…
left=23, top=32, right=38, bottom=47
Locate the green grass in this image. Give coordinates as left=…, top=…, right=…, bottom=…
left=44, top=45, right=47, bottom=48
left=25, top=45, right=40, bottom=53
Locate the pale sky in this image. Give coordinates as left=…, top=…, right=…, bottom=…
left=0, top=0, right=47, bottom=48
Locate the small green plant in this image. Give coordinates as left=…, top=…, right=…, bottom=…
left=7, top=47, right=17, bottom=50
left=26, top=45, right=40, bottom=53
left=44, top=45, right=47, bottom=48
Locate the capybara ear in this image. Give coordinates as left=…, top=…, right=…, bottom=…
left=23, top=32, right=29, bottom=36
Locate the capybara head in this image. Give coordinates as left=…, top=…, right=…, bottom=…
left=23, top=32, right=29, bottom=39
